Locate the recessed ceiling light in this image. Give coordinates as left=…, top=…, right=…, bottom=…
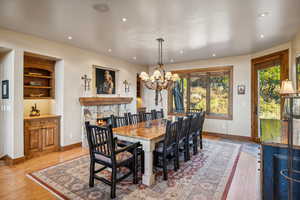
left=258, top=12, right=269, bottom=18
left=108, top=48, right=112, bottom=52
left=170, top=59, right=174, bottom=63
left=179, top=50, right=184, bottom=54
left=132, top=56, right=137, bottom=60
left=212, top=53, right=216, bottom=57
left=122, top=17, right=127, bottom=22
left=260, top=34, right=265, bottom=38
left=67, top=36, right=72, bottom=40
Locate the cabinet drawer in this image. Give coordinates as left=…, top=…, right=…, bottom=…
left=25, top=120, right=42, bottom=128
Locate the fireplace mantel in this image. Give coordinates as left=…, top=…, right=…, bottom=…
left=79, top=97, right=133, bottom=106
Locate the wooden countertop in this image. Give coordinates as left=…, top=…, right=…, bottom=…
left=24, top=114, right=61, bottom=120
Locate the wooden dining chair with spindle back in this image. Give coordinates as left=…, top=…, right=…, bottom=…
left=144, top=112, right=153, bottom=121
left=128, top=113, right=140, bottom=125
left=177, top=116, right=192, bottom=164
left=138, top=111, right=145, bottom=122
left=156, top=109, right=164, bottom=119
left=113, top=114, right=145, bottom=174
left=151, top=109, right=157, bottom=119
left=189, top=114, right=200, bottom=155
left=114, top=116, right=128, bottom=128
left=153, top=120, right=179, bottom=180
left=85, top=122, right=139, bottom=199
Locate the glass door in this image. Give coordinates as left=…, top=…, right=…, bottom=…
left=257, top=64, right=281, bottom=141
left=251, top=50, right=289, bottom=142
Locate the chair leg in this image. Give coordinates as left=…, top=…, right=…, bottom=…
left=89, top=160, right=95, bottom=187
left=111, top=167, right=117, bottom=199
left=175, top=147, right=179, bottom=171
left=193, top=135, right=198, bottom=155
left=163, top=156, right=168, bottom=180
left=186, top=140, right=190, bottom=161
left=184, top=142, right=189, bottom=162
left=133, top=149, right=138, bottom=184
left=200, top=133, right=203, bottom=149
left=173, top=155, right=178, bottom=172
left=141, top=150, right=145, bottom=174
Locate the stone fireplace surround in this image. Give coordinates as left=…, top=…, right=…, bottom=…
left=79, top=97, right=133, bottom=147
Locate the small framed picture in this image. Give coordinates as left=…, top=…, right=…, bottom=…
left=237, top=85, right=245, bottom=95
left=2, top=80, right=9, bottom=99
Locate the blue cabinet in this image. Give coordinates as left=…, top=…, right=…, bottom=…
left=262, top=144, right=300, bottom=200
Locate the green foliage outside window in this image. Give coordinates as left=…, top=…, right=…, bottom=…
left=258, top=66, right=280, bottom=119
left=172, top=69, right=232, bottom=118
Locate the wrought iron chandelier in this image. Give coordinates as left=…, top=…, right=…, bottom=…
left=140, top=38, right=179, bottom=105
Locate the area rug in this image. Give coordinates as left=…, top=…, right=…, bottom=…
left=27, top=140, right=241, bottom=200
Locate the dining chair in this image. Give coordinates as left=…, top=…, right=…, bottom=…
left=128, top=113, right=140, bottom=125
left=189, top=114, right=200, bottom=155
left=138, top=111, right=146, bottom=122
left=112, top=115, right=128, bottom=128
left=177, top=116, right=192, bottom=163
left=151, top=109, right=157, bottom=119
left=156, top=109, right=164, bottom=119
left=144, top=112, right=153, bottom=121
left=153, top=120, right=179, bottom=180
left=197, top=111, right=205, bottom=149
left=85, top=122, right=139, bottom=199
left=110, top=114, right=145, bottom=174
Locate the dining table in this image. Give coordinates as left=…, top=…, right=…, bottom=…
left=113, top=118, right=176, bottom=186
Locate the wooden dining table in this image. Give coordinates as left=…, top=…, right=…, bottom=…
left=113, top=118, right=172, bottom=186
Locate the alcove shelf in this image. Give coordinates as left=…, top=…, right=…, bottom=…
left=23, top=53, right=55, bottom=99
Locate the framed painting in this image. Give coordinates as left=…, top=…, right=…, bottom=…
left=2, top=80, right=9, bottom=99
left=94, top=66, right=116, bottom=94
left=237, top=84, right=246, bottom=95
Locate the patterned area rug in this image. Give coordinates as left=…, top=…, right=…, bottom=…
left=27, top=140, right=241, bottom=200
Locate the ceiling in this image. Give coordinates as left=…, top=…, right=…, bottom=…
left=0, top=0, right=300, bottom=66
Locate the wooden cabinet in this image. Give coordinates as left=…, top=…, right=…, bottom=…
left=24, top=53, right=56, bottom=99
left=24, top=115, right=60, bottom=158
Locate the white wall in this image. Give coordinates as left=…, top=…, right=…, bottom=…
left=0, top=28, right=147, bottom=158
left=144, top=42, right=292, bottom=137
left=0, top=50, right=15, bottom=158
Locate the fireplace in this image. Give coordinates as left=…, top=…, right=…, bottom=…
left=79, top=97, right=133, bottom=147
left=96, top=116, right=111, bottom=126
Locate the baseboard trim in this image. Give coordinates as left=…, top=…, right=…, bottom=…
left=203, top=131, right=254, bottom=142
left=60, top=142, right=82, bottom=151
left=2, top=155, right=26, bottom=166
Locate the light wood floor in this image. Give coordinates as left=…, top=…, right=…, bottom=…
left=0, top=136, right=260, bottom=200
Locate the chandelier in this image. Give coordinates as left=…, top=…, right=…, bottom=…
left=140, top=38, right=180, bottom=105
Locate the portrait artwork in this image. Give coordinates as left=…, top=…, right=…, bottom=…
left=237, top=84, right=246, bottom=95
left=95, top=67, right=116, bottom=94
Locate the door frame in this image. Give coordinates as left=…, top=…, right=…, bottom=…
left=251, top=49, right=289, bottom=142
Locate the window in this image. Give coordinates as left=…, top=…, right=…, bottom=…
left=169, top=66, right=233, bottom=120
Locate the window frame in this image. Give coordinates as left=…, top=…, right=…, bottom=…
left=168, top=66, right=233, bottom=120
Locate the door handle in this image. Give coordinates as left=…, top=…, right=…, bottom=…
left=255, top=105, right=258, bottom=115
left=254, top=105, right=258, bottom=115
